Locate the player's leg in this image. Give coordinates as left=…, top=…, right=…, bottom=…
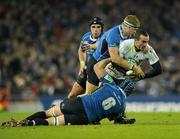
left=68, top=82, right=85, bottom=98
left=13, top=103, right=63, bottom=124
left=85, top=57, right=99, bottom=94
left=85, top=81, right=98, bottom=94
left=33, top=113, right=88, bottom=126
left=13, top=104, right=65, bottom=126
left=67, top=70, right=87, bottom=98
left=45, top=97, right=88, bottom=125
left=25, top=97, right=88, bottom=126
left=46, top=115, right=65, bottom=125
left=45, top=104, right=63, bottom=117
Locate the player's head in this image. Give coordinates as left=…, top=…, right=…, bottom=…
left=119, top=78, right=135, bottom=96
left=122, top=15, right=140, bottom=36
left=89, top=17, right=104, bottom=38
left=134, top=29, right=149, bottom=51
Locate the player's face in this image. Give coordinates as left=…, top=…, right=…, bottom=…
left=135, top=35, right=149, bottom=51
left=90, top=24, right=102, bottom=39
left=123, top=25, right=137, bottom=36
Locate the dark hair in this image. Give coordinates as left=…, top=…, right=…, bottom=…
left=89, top=16, right=104, bottom=27
left=134, top=29, right=149, bottom=40
left=89, top=16, right=104, bottom=32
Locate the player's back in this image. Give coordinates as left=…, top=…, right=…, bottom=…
left=80, top=81, right=126, bottom=123
left=93, top=26, right=119, bottom=61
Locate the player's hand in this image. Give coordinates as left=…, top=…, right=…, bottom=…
left=133, top=65, right=145, bottom=78
left=81, top=44, right=90, bottom=51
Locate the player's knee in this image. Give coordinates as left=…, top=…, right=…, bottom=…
left=68, top=82, right=85, bottom=98
left=47, top=116, right=64, bottom=126
left=46, top=105, right=61, bottom=117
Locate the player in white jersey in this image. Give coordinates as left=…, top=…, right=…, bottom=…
left=105, top=29, right=162, bottom=84
left=119, top=38, right=158, bottom=67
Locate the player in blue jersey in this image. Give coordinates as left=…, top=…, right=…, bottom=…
left=85, top=15, right=144, bottom=95
left=1, top=59, right=135, bottom=127
left=96, top=29, right=163, bottom=124
left=68, top=17, right=104, bottom=99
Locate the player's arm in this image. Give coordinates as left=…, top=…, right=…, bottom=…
left=107, top=32, right=145, bottom=78
left=108, top=46, right=145, bottom=78
left=106, top=33, right=132, bottom=70
left=143, top=61, right=162, bottom=79
left=89, top=41, right=98, bottom=50
left=94, top=58, right=111, bottom=79
left=137, top=60, right=162, bottom=80
left=108, top=47, right=133, bottom=70
left=141, top=47, right=163, bottom=79
left=94, top=58, right=117, bottom=86
left=78, top=46, right=86, bottom=73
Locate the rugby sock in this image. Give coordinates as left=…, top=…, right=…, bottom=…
left=26, top=111, right=47, bottom=120
left=28, top=119, right=49, bottom=126
left=52, top=116, right=59, bottom=126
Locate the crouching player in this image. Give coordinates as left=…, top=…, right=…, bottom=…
left=1, top=60, right=135, bottom=127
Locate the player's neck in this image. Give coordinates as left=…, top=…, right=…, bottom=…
left=122, top=30, right=128, bottom=37
left=90, top=35, right=97, bottom=41
left=134, top=42, right=141, bottom=52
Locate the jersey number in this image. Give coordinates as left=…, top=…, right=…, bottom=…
left=102, top=97, right=116, bottom=110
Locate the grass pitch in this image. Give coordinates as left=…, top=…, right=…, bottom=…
left=0, top=112, right=180, bottom=139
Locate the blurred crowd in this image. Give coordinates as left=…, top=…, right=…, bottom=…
left=0, top=0, right=179, bottom=101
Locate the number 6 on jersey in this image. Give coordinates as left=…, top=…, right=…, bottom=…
left=102, top=97, right=116, bottom=110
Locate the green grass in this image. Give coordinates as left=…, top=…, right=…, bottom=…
left=0, top=112, right=180, bottom=139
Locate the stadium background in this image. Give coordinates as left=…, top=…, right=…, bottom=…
left=0, top=0, right=179, bottom=112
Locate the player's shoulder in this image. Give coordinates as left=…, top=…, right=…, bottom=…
left=120, top=39, right=134, bottom=47
left=146, top=44, right=156, bottom=53
left=107, top=25, right=119, bottom=34
left=81, top=32, right=91, bottom=40
left=111, top=25, right=119, bottom=32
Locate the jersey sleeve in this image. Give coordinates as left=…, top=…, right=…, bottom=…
left=119, top=39, right=134, bottom=56
left=147, top=46, right=159, bottom=65
left=106, top=30, right=120, bottom=48
left=79, top=33, right=90, bottom=49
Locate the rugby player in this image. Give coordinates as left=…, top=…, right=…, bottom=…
left=1, top=60, right=135, bottom=126
left=68, top=17, right=104, bottom=98
left=105, top=29, right=162, bottom=82
left=85, top=15, right=142, bottom=95
left=97, top=29, right=163, bottom=123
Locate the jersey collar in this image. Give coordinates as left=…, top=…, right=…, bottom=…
left=119, top=24, right=128, bottom=40
left=90, top=34, right=97, bottom=42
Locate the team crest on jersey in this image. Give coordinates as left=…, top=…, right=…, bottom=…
left=104, top=74, right=113, bottom=83
left=127, top=58, right=136, bottom=64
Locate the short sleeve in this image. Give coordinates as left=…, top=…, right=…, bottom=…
left=106, top=30, right=120, bottom=47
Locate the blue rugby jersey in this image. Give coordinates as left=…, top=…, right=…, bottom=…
left=93, top=25, right=133, bottom=61
left=80, top=74, right=126, bottom=123
left=80, top=32, right=98, bottom=57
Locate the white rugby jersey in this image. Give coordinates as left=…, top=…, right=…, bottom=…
left=105, top=39, right=159, bottom=79
left=119, top=39, right=159, bottom=65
